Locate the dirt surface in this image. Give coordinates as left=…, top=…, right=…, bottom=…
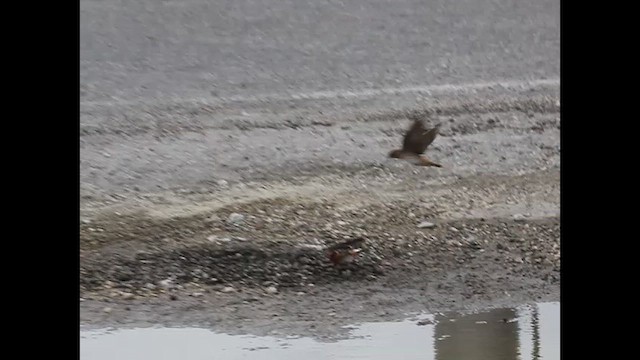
left=80, top=0, right=559, bottom=340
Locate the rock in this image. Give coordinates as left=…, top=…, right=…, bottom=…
left=79, top=298, right=85, bottom=302
left=191, top=292, right=204, bottom=297
left=143, top=283, right=156, bottom=290
left=336, top=221, right=347, bottom=226
left=512, top=213, right=527, bottom=221
left=449, top=226, right=459, bottom=232
left=417, top=319, right=434, bottom=326
left=265, top=286, right=278, bottom=294
left=103, top=307, right=112, bottom=313
left=296, top=292, right=306, bottom=296
left=116, top=271, right=133, bottom=281
left=121, top=292, right=135, bottom=300
left=418, top=221, right=435, bottom=229
left=158, top=279, right=173, bottom=289
left=300, top=244, right=324, bottom=250
left=221, top=286, right=236, bottom=293
left=227, top=213, right=245, bottom=225
left=217, top=180, right=229, bottom=187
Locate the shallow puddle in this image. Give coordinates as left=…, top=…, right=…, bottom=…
left=81, top=301, right=559, bottom=360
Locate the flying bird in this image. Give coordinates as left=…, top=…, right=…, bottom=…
left=388, top=118, right=442, bottom=167
left=326, top=237, right=366, bottom=266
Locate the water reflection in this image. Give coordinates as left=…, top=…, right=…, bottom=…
left=435, top=307, right=519, bottom=359
left=80, top=302, right=559, bottom=360
left=517, top=302, right=560, bottom=360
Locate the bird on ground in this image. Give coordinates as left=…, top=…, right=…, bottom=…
left=326, top=237, right=366, bottom=266
left=388, top=117, right=442, bottom=167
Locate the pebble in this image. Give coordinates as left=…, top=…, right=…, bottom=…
left=512, top=214, right=527, bottom=221
left=158, top=279, right=173, bottom=288
left=449, top=226, right=459, bottom=232
left=336, top=221, right=347, bottom=226
left=265, top=286, right=278, bottom=294
left=121, top=292, right=135, bottom=300
left=418, top=221, right=436, bottom=229
left=191, top=292, right=204, bottom=297
left=227, top=213, right=245, bottom=225
left=221, top=286, right=236, bottom=293
left=217, top=180, right=229, bottom=187
left=103, top=307, right=112, bottom=313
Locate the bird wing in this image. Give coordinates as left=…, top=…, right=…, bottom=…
left=402, top=119, right=440, bottom=154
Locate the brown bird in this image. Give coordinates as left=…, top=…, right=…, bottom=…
left=388, top=118, right=442, bottom=167
left=326, top=237, right=366, bottom=266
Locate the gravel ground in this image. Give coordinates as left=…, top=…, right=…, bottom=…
left=80, top=147, right=559, bottom=338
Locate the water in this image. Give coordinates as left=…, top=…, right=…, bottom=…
left=81, top=302, right=559, bottom=360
